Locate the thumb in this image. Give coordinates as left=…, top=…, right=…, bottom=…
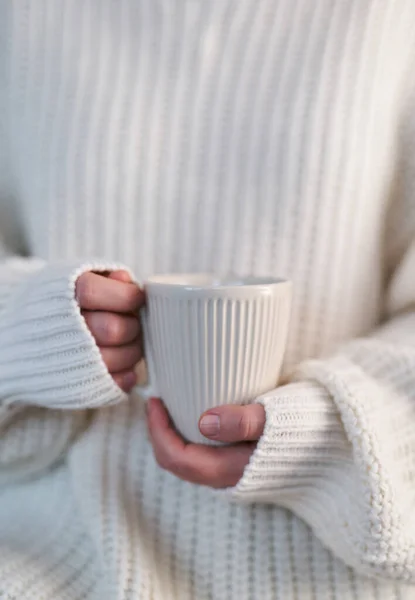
left=199, top=404, right=266, bottom=443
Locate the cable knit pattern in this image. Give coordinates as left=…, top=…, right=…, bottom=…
left=1, top=1, right=415, bottom=599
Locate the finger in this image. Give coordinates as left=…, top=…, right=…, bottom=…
left=107, top=270, right=133, bottom=283
left=113, top=369, right=137, bottom=392
left=112, top=369, right=137, bottom=392
left=82, top=311, right=140, bottom=346
left=100, top=343, right=143, bottom=373
left=147, top=398, right=254, bottom=488
left=76, top=272, right=144, bottom=313
left=199, top=404, right=266, bottom=443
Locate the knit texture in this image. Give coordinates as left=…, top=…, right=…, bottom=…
left=1, top=1, right=415, bottom=598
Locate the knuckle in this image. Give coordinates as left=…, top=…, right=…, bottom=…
left=127, top=345, right=141, bottom=367
left=99, top=347, right=112, bottom=368
left=183, top=462, right=200, bottom=482
left=165, top=454, right=182, bottom=474
left=196, top=463, right=228, bottom=488
left=198, top=465, right=216, bottom=486
left=238, top=414, right=253, bottom=441
left=156, top=451, right=177, bottom=473
left=181, top=449, right=207, bottom=483
left=126, top=285, right=141, bottom=309
left=76, top=273, right=95, bottom=306
left=104, top=315, right=123, bottom=344
left=208, top=462, right=228, bottom=486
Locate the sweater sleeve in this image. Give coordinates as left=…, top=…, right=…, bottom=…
left=228, top=110, right=415, bottom=583
left=0, top=19, right=130, bottom=484
left=0, top=256, right=131, bottom=483
left=0, top=258, right=130, bottom=411
left=229, top=315, right=415, bottom=582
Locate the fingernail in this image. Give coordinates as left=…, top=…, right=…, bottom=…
left=124, top=371, right=137, bottom=390
left=199, top=414, right=220, bottom=437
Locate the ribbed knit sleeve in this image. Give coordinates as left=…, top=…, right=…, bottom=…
left=227, top=68, right=415, bottom=583
left=0, top=259, right=129, bottom=412
left=230, top=190, right=415, bottom=581
left=0, top=258, right=131, bottom=483
left=0, top=10, right=131, bottom=484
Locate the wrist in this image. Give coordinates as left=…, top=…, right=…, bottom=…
left=227, top=381, right=350, bottom=503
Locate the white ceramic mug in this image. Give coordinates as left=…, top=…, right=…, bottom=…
left=136, top=274, right=292, bottom=444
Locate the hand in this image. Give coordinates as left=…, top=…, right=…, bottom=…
left=147, top=397, right=266, bottom=488
left=76, top=270, right=144, bottom=392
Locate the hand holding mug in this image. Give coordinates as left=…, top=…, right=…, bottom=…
left=75, top=270, right=144, bottom=392
left=139, top=274, right=291, bottom=444
left=147, top=397, right=266, bottom=488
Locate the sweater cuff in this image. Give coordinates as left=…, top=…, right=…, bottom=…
left=0, top=261, right=133, bottom=410
left=228, top=380, right=351, bottom=504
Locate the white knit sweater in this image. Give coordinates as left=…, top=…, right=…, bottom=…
left=1, top=1, right=415, bottom=598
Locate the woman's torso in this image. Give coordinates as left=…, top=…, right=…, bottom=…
left=1, top=2, right=415, bottom=598
left=3, top=0, right=413, bottom=372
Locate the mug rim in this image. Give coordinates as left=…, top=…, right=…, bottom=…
left=144, top=273, right=292, bottom=295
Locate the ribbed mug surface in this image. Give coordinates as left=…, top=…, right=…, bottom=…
left=143, top=275, right=292, bottom=444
